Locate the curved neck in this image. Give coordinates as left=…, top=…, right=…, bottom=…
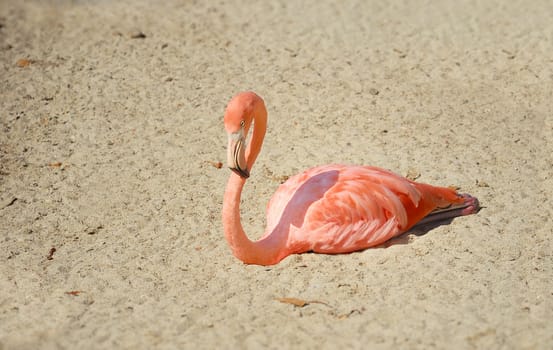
left=222, top=173, right=284, bottom=265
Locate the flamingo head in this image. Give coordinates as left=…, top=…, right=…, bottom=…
left=223, top=92, right=257, bottom=179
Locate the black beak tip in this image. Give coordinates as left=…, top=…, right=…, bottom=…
left=230, top=167, right=250, bottom=179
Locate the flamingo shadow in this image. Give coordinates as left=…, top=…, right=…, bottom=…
left=378, top=217, right=457, bottom=248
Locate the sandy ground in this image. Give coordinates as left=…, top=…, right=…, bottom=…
left=1, top=0, right=552, bottom=348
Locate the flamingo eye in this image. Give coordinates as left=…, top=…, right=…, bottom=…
left=240, top=120, right=245, bottom=127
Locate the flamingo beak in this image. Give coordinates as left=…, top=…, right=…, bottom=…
left=227, top=132, right=250, bottom=179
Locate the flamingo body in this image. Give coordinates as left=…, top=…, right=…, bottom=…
left=222, top=92, right=479, bottom=265
left=264, top=164, right=466, bottom=255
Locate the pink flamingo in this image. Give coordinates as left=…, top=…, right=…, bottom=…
left=222, top=91, right=479, bottom=265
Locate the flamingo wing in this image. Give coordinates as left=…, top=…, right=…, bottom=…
left=265, top=164, right=431, bottom=254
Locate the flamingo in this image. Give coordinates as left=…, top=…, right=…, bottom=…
left=222, top=91, right=479, bottom=265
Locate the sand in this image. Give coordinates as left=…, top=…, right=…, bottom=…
left=1, top=0, right=552, bottom=348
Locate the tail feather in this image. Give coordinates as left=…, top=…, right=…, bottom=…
left=416, top=193, right=480, bottom=226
